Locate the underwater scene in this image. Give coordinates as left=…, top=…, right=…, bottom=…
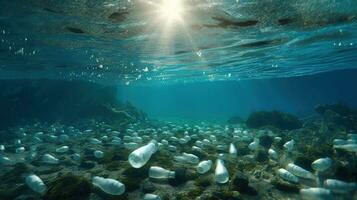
left=1, top=0, right=357, bottom=200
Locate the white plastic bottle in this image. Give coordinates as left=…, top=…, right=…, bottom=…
left=42, top=154, right=59, bottom=164
left=92, top=176, right=125, bottom=195
left=286, top=163, right=315, bottom=179
left=55, top=146, right=69, bottom=153
left=277, top=168, right=299, bottom=183
left=229, top=143, right=237, bottom=157
left=94, top=150, right=104, bottom=159
left=182, top=153, right=199, bottom=164
left=128, top=140, right=158, bottom=168
left=197, top=160, right=212, bottom=174
left=268, top=148, right=278, bottom=160
left=300, top=188, right=332, bottom=200
left=143, top=193, right=161, bottom=200
left=323, top=179, right=357, bottom=193
left=0, top=155, right=12, bottom=165
left=283, top=139, right=295, bottom=152
left=248, top=138, right=259, bottom=151
left=26, top=174, right=47, bottom=195
left=215, top=159, right=229, bottom=184
left=311, top=157, right=332, bottom=172
left=149, top=166, right=175, bottom=179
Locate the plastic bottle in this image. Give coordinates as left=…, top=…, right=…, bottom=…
left=42, top=154, right=59, bottom=164
left=26, top=174, right=47, bottom=195
left=143, top=193, right=161, bottom=200
left=268, top=148, right=278, bottom=160
left=300, top=188, right=332, bottom=200
left=182, top=153, right=199, bottom=164
left=248, top=139, right=259, bottom=151
left=55, top=146, right=69, bottom=153
left=94, top=150, right=104, bottom=159
left=286, top=163, right=315, bottom=179
left=16, top=147, right=25, bottom=153
left=197, top=160, right=212, bottom=174
left=128, top=140, right=158, bottom=168
left=92, top=176, right=125, bottom=195
left=149, top=166, right=175, bottom=179
left=311, top=157, right=332, bottom=172
left=283, top=140, right=295, bottom=152
left=229, top=143, right=237, bottom=157
left=0, top=155, right=12, bottom=165
left=323, top=179, right=357, bottom=193
left=277, top=168, right=299, bottom=183
left=215, top=159, right=229, bottom=184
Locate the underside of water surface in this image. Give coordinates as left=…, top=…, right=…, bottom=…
left=1, top=0, right=357, bottom=84
left=0, top=1, right=357, bottom=200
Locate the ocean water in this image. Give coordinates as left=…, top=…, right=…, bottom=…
left=0, top=0, right=357, bottom=200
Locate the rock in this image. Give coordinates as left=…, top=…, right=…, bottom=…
left=294, top=156, right=314, bottom=171
left=121, top=164, right=149, bottom=192
left=195, top=176, right=213, bottom=188
left=44, top=174, right=92, bottom=200
left=246, top=111, right=302, bottom=130
left=335, top=162, right=357, bottom=182
left=79, top=161, right=95, bottom=169
left=232, top=172, right=249, bottom=190
left=0, top=185, right=27, bottom=200
left=315, top=104, right=357, bottom=130
left=0, top=79, right=146, bottom=131
left=177, top=188, right=204, bottom=199
left=168, top=168, right=198, bottom=186
left=141, top=180, right=156, bottom=193
left=1, top=163, right=30, bottom=184
left=256, top=150, right=269, bottom=163
left=259, top=135, right=274, bottom=149
left=231, top=172, right=257, bottom=196
left=271, top=178, right=300, bottom=193
left=210, top=190, right=242, bottom=200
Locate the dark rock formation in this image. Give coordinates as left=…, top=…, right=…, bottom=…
left=246, top=111, right=302, bottom=130
left=315, top=103, right=357, bottom=130
left=0, top=79, right=146, bottom=132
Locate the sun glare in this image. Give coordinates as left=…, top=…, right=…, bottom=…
left=158, top=0, right=184, bottom=23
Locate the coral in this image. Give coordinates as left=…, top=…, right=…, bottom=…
left=44, top=174, right=92, bottom=200
left=246, top=111, right=302, bottom=130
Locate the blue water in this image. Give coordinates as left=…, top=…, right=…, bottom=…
left=119, top=69, right=357, bottom=121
